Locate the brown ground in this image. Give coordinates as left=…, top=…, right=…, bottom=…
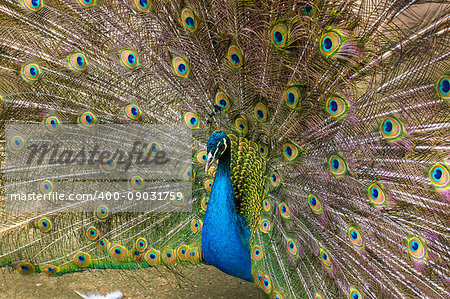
left=0, top=265, right=264, bottom=299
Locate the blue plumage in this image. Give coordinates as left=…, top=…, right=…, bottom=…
left=201, top=132, right=252, bottom=282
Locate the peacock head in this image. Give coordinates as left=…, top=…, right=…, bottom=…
left=206, top=131, right=231, bottom=172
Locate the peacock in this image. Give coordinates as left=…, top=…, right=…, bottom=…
left=0, top=0, right=449, bottom=298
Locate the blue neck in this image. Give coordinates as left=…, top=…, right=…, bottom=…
left=201, top=151, right=253, bottom=282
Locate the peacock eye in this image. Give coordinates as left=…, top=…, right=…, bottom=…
left=21, top=63, right=41, bottom=82
left=271, top=23, right=288, bottom=48
left=181, top=8, right=197, bottom=31
left=77, top=0, right=97, bottom=8
left=118, top=49, right=139, bottom=69
left=68, top=52, right=87, bottom=71
left=218, top=143, right=225, bottom=152
left=227, top=45, right=243, bottom=68
left=172, top=56, right=190, bottom=77
left=22, top=0, right=44, bottom=12
left=320, top=31, right=343, bottom=57
left=133, top=0, right=151, bottom=12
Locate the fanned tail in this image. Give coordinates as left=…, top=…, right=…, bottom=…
left=0, top=0, right=449, bottom=298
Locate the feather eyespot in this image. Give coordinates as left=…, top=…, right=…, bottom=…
left=227, top=45, right=243, bottom=68
left=172, top=56, right=190, bottom=77
left=145, top=249, right=161, bottom=265
left=135, top=238, right=148, bottom=252
left=320, top=31, right=342, bottom=57
left=260, top=275, right=272, bottom=293
left=8, top=136, right=24, bottom=151
left=183, top=111, right=199, bottom=129
left=146, top=142, right=161, bottom=156
left=133, top=0, right=151, bottom=12
left=271, top=23, right=288, bottom=48
left=201, top=197, right=209, bottom=211
left=329, top=155, right=347, bottom=176
left=190, top=219, right=203, bottom=233
left=259, top=143, right=268, bottom=158
left=123, top=104, right=142, bottom=120
left=181, top=166, right=194, bottom=181
left=368, top=183, right=387, bottom=207
left=162, top=249, right=177, bottom=264
left=74, top=252, right=91, bottom=267
left=196, top=151, right=208, bottom=165
left=177, top=245, right=188, bottom=261
left=215, top=90, right=231, bottom=111
left=279, top=202, right=290, bottom=218
left=42, top=265, right=59, bottom=275
left=259, top=219, right=271, bottom=233
left=251, top=245, right=263, bottom=261
left=96, top=205, right=109, bottom=219
left=308, top=194, right=323, bottom=215
left=203, top=179, right=213, bottom=192
left=285, top=86, right=302, bottom=109
left=326, top=96, right=348, bottom=118
left=254, top=103, right=268, bottom=122
left=263, top=199, right=270, bottom=211
left=286, top=239, right=298, bottom=256
left=350, top=289, right=363, bottom=299
left=78, top=111, right=96, bottom=128
left=314, top=295, right=323, bottom=299
left=97, top=238, right=110, bottom=251
left=283, top=143, right=299, bottom=161
left=380, top=116, right=404, bottom=140
left=21, top=0, right=44, bottom=12
left=348, top=227, right=365, bottom=249
left=269, top=171, right=281, bottom=187
left=181, top=8, right=198, bottom=31
left=253, top=271, right=263, bottom=284
left=21, top=63, right=40, bottom=82
left=407, top=236, right=427, bottom=261
left=131, top=247, right=143, bottom=262
left=172, top=192, right=185, bottom=206
left=110, top=244, right=128, bottom=260
left=43, top=116, right=61, bottom=132
left=101, top=158, right=116, bottom=172
left=436, top=74, right=450, bottom=99
left=319, top=248, right=332, bottom=270
left=272, top=291, right=284, bottom=299
left=429, top=163, right=449, bottom=189
left=68, top=52, right=87, bottom=71
left=38, top=179, right=53, bottom=194
left=86, top=226, right=99, bottom=241
left=37, top=217, right=52, bottom=233
left=130, top=175, right=144, bottom=189
left=235, top=117, right=248, bottom=135
left=187, top=245, right=200, bottom=262
left=301, top=2, right=314, bottom=15
left=119, top=49, right=139, bottom=69
left=77, top=0, right=96, bottom=8
left=16, top=262, right=34, bottom=275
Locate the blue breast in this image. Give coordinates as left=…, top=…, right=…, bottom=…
left=201, top=160, right=253, bottom=282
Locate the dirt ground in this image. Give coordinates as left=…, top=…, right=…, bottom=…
left=0, top=264, right=264, bottom=299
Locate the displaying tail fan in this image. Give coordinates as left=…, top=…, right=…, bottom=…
left=1, top=0, right=449, bottom=298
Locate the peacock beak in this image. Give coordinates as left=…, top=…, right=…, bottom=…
left=205, top=152, right=215, bottom=174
